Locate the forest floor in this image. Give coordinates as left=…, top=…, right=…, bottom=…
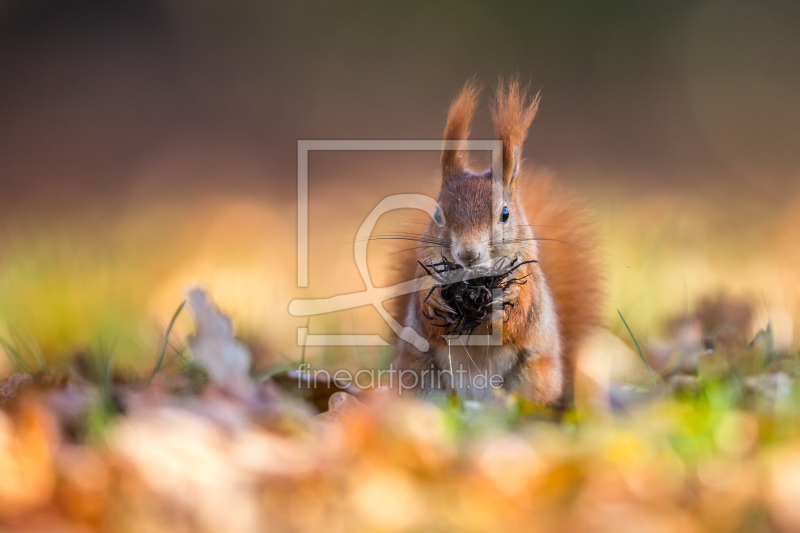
left=0, top=287, right=797, bottom=533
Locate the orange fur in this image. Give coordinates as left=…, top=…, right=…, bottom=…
left=492, top=77, right=540, bottom=189
left=441, top=80, right=480, bottom=180
left=518, top=175, right=604, bottom=399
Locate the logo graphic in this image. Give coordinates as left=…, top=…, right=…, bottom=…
left=289, top=140, right=504, bottom=352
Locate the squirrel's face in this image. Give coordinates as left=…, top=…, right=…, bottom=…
left=430, top=171, right=533, bottom=269
left=430, top=78, right=540, bottom=269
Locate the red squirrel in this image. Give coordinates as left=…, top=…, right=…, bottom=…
left=393, top=79, right=603, bottom=405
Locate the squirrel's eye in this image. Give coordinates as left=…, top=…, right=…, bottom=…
left=433, top=208, right=445, bottom=227
left=500, top=206, right=510, bottom=223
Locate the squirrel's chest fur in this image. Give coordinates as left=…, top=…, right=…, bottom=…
left=431, top=332, right=519, bottom=401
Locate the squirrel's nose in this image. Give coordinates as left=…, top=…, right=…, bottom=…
left=456, top=248, right=480, bottom=267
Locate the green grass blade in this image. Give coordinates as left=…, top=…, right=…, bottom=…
left=0, top=335, right=33, bottom=374
left=103, top=337, right=118, bottom=395
left=11, top=329, right=48, bottom=374
left=617, top=309, right=656, bottom=385
left=26, top=337, right=49, bottom=374
left=147, top=300, right=186, bottom=387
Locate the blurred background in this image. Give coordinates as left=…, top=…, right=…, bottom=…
left=0, top=0, right=799, bottom=373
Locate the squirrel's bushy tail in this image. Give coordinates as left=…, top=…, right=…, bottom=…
left=522, top=174, right=604, bottom=389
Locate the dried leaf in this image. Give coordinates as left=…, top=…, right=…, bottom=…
left=187, top=288, right=251, bottom=385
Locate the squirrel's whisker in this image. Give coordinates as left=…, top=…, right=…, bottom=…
left=493, top=237, right=580, bottom=248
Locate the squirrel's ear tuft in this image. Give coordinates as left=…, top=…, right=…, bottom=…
left=441, top=80, right=481, bottom=183
left=492, top=77, right=539, bottom=189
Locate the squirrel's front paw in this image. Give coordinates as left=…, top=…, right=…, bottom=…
left=422, top=300, right=458, bottom=326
